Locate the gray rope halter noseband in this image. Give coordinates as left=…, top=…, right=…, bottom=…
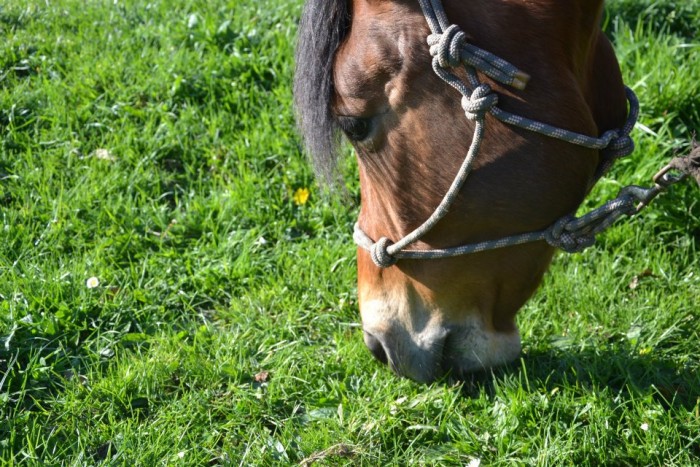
left=354, top=0, right=689, bottom=268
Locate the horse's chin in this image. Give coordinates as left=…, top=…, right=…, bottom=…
left=442, top=320, right=522, bottom=379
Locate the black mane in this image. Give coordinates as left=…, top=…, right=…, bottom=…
left=293, top=0, right=350, bottom=185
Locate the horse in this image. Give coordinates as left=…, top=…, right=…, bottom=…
left=294, top=0, right=636, bottom=383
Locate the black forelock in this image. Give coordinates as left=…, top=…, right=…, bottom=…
left=293, top=0, right=351, bottom=185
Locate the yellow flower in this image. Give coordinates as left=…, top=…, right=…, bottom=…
left=293, top=187, right=310, bottom=206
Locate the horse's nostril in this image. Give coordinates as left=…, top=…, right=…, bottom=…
left=363, top=331, right=388, bottom=365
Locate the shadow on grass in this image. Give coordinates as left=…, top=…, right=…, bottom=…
left=458, top=345, right=699, bottom=412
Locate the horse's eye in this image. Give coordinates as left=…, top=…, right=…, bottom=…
left=336, top=116, right=372, bottom=142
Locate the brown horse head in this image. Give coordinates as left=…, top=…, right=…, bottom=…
left=295, top=0, right=629, bottom=382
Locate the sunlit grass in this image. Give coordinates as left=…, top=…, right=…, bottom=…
left=1, top=0, right=698, bottom=464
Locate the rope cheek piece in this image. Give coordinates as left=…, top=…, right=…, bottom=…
left=353, top=0, right=696, bottom=269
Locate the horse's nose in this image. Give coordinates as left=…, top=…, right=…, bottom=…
left=361, top=318, right=521, bottom=382
left=363, top=330, right=388, bottom=364
left=362, top=327, right=450, bottom=382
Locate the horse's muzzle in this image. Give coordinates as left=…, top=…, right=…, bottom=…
left=363, top=330, right=389, bottom=365
left=362, top=320, right=521, bottom=383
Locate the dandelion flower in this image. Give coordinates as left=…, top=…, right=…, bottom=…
left=293, top=187, right=310, bottom=206
left=86, top=277, right=100, bottom=289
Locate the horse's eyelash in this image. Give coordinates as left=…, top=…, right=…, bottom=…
left=336, top=116, right=372, bottom=141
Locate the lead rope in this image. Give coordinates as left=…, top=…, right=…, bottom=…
left=354, top=0, right=693, bottom=268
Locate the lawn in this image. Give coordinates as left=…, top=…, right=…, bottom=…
left=1, top=0, right=698, bottom=464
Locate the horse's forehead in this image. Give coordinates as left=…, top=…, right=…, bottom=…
left=337, top=2, right=410, bottom=68
left=334, top=2, right=426, bottom=102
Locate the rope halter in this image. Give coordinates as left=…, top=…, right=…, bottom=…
left=353, top=0, right=692, bottom=268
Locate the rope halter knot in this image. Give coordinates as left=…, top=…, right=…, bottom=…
left=462, top=84, right=498, bottom=120
left=428, top=24, right=466, bottom=69
left=604, top=133, right=635, bottom=159
left=370, top=237, right=398, bottom=268
left=544, top=215, right=595, bottom=253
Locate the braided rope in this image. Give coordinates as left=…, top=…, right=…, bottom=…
left=355, top=185, right=658, bottom=262
left=427, top=25, right=529, bottom=89
left=353, top=0, right=656, bottom=268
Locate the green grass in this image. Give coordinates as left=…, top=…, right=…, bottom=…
left=1, top=0, right=698, bottom=464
